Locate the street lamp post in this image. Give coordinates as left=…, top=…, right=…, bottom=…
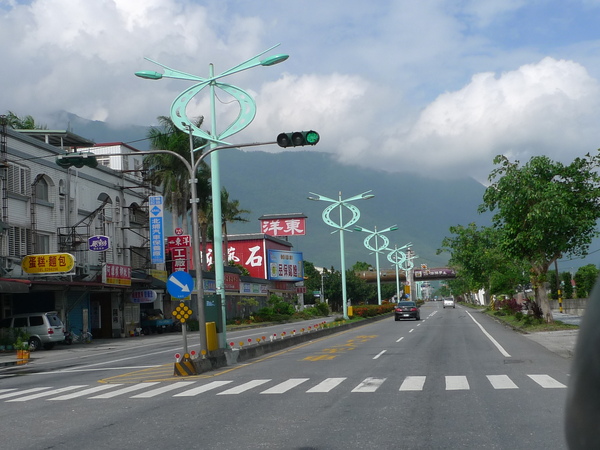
left=387, top=243, right=412, bottom=301
left=307, top=191, right=374, bottom=319
left=402, top=249, right=418, bottom=301
left=354, top=225, right=398, bottom=305
left=136, top=45, right=288, bottom=349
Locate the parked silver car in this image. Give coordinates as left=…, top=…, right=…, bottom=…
left=0, top=311, right=65, bottom=350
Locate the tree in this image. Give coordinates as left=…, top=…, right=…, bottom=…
left=479, top=153, right=600, bottom=322
left=144, top=116, right=211, bottom=266
left=4, top=111, right=46, bottom=129
left=574, top=264, right=599, bottom=298
left=218, top=188, right=250, bottom=264
left=438, top=223, right=528, bottom=304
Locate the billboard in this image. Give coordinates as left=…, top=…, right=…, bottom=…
left=268, top=250, right=303, bottom=281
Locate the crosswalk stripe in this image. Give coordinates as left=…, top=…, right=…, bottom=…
left=352, top=377, right=386, bottom=393
left=0, top=387, right=51, bottom=400
left=306, top=377, right=347, bottom=393
left=130, top=381, right=196, bottom=398
left=174, top=380, right=234, bottom=397
left=0, top=389, right=16, bottom=394
left=487, top=375, right=519, bottom=389
left=217, top=379, right=271, bottom=395
left=261, top=378, right=310, bottom=394
left=7, top=385, right=87, bottom=402
left=527, top=374, right=567, bottom=389
left=445, top=376, right=470, bottom=390
left=49, top=384, right=123, bottom=400
left=89, top=382, right=161, bottom=399
left=400, top=376, right=426, bottom=391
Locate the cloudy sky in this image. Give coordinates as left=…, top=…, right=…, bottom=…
left=2, top=0, right=600, bottom=184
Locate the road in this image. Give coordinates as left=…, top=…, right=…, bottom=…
left=0, top=303, right=571, bottom=449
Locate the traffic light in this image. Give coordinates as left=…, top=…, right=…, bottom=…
left=277, top=130, right=320, bottom=147
left=56, top=152, right=98, bottom=169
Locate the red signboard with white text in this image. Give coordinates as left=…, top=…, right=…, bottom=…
left=260, top=217, right=306, bottom=236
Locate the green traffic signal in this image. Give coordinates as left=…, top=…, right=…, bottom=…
left=277, top=130, right=320, bottom=147
left=56, top=152, right=98, bottom=169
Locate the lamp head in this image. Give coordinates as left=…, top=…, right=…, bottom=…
left=260, top=54, right=289, bottom=66
left=362, top=194, right=375, bottom=200
left=354, top=226, right=364, bottom=232
left=135, top=70, right=163, bottom=80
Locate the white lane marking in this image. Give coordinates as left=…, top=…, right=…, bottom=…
left=352, top=377, right=386, bottom=393
left=396, top=337, right=404, bottom=343
left=527, top=374, right=567, bottom=389
left=49, top=384, right=121, bottom=400
left=45, top=366, right=160, bottom=374
left=373, top=350, right=387, bottom=360
left=90, top=382, right=160, bottom=399
left=399, top=376, right=426, bottom=391
left=466, top=311, right=511, bottom=357
left=446, top=376, right=470, bottom=390
left=7, top=385, right=87, bottom=402
left=261, top=378, right=310, bottom=394
left=217, top=379, right=271, bottom=395
left=0, top=387, right=51, bottom=400
left=130, top=381, right=196, bottom=398
left=306, top=378, right=346, bottom=393
left=416, top=323, right=421, bottom=327
left=409, top=329, right=415, bottom=333
left=174, top=380, right=233, bottom=397
left=0, top=389, right=16, bottom=394
left=487, top=375, right=519, bottom=389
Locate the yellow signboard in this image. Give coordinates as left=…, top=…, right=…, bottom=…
left=22, top=253, right=75, bottom=274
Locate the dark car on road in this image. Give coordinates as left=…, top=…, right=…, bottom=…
left=394, top=301, right=420, bottom=321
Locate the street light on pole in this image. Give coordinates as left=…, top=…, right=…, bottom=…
left=307, top=191, right=374, bottom=319
left=136, top=45, right=288, bottom=349
left=387, top=242, right=412, bottom=301
left=354, top=225, right=398, bottom=305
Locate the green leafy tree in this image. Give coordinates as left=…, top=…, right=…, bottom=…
left=479, top=153, right=600, bottom=322
left=574, top=264, right=599, bottom=298
left=144, top=116, right=212, bottom=267
left=438, top=223, right=527, bottom=304
left=561, top=271, right=574, bottom=300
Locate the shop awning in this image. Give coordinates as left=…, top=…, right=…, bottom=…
left=0, top=279, right=30, bottom=293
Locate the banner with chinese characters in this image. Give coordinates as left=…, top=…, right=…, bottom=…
left=103, top=263, right=132, bottom=286
left=22, top=253, right=75, bottom=274
left=260, top=216, right=306, bottom=236
left=149, top=195, right=165, bottom=264
left=167, top=234, right=191, bottom=272
left=267, top=250, right=304, bottom=281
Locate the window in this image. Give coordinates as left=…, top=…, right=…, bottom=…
left=8, top=165, right=31, bottom=195
left=29, top=316, right=43, bottom=326
left=35, top=178, right=49, bottom=201
left=9, top=227, right=31, bottom=257
left=35, top=234, right=50, bottom=254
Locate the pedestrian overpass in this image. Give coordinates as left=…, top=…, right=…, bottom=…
left=357, top=267, right=456, bottom=283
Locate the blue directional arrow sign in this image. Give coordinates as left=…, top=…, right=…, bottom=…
left=167, top=271, right=194, bottom=299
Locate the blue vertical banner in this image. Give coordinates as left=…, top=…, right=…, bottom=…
left=149, top=195, right=165, bottom=264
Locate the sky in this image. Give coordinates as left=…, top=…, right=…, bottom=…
left=2, top=0, right=600, bottom=186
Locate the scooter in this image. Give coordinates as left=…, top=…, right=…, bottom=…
left=62, top=329, right=73, bottom=345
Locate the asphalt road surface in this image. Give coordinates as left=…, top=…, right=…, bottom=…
left=0, top=303, right=571, bottom=449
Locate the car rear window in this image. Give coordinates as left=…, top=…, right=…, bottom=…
left=46, top=314, right=63, bottom=327
left=398, top=302, right=416, bottom=307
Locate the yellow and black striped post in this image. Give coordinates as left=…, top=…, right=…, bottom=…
left=174, top=353, right=197, bottom=376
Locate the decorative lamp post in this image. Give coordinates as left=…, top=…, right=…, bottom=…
left=387, top=243, right=412, bottom=301
left=308, top=191, right=374, bottom=319
left=354, top=225, right=398, bottom=305
left=402, top=249, right=418, bottom=301
left=136, top=45, right=288, bottom=349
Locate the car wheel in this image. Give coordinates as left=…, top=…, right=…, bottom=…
left=28, top=337, right=42, bottom=352
left=416, top=316, right=420, bottom=321
left=43, top=343, right=55, bottom=350
left=395, top=316, right=399, bottom=321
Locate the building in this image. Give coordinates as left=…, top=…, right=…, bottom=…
left=0, top=120, right=160, bottom=338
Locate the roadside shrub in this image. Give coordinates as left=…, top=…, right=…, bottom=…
left=497, top=298, right=521, bottom=315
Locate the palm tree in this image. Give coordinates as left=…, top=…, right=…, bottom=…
left=144, top=116, right=211, bottom=266
left=4, top=111, right=46, bottom=129
left=210, top=188, right=251, bottom=264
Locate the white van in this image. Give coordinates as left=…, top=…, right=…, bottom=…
left=0, top=311, right=65, bottom=350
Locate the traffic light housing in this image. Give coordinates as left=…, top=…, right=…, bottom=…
left=56, top=152, right=98, bottom=169
left=277, top=130, right=320, bottom=147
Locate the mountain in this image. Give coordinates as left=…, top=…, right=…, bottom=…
left=39, top=112, right=489, bottom=269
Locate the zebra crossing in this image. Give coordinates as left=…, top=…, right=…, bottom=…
left=0, top=373, right=567, bottom=402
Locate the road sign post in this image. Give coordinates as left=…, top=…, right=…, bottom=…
left=167, top=272, right=195, bottom=355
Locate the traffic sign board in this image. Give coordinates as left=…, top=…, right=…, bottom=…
left=167, top=271, right=194, bottom=299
